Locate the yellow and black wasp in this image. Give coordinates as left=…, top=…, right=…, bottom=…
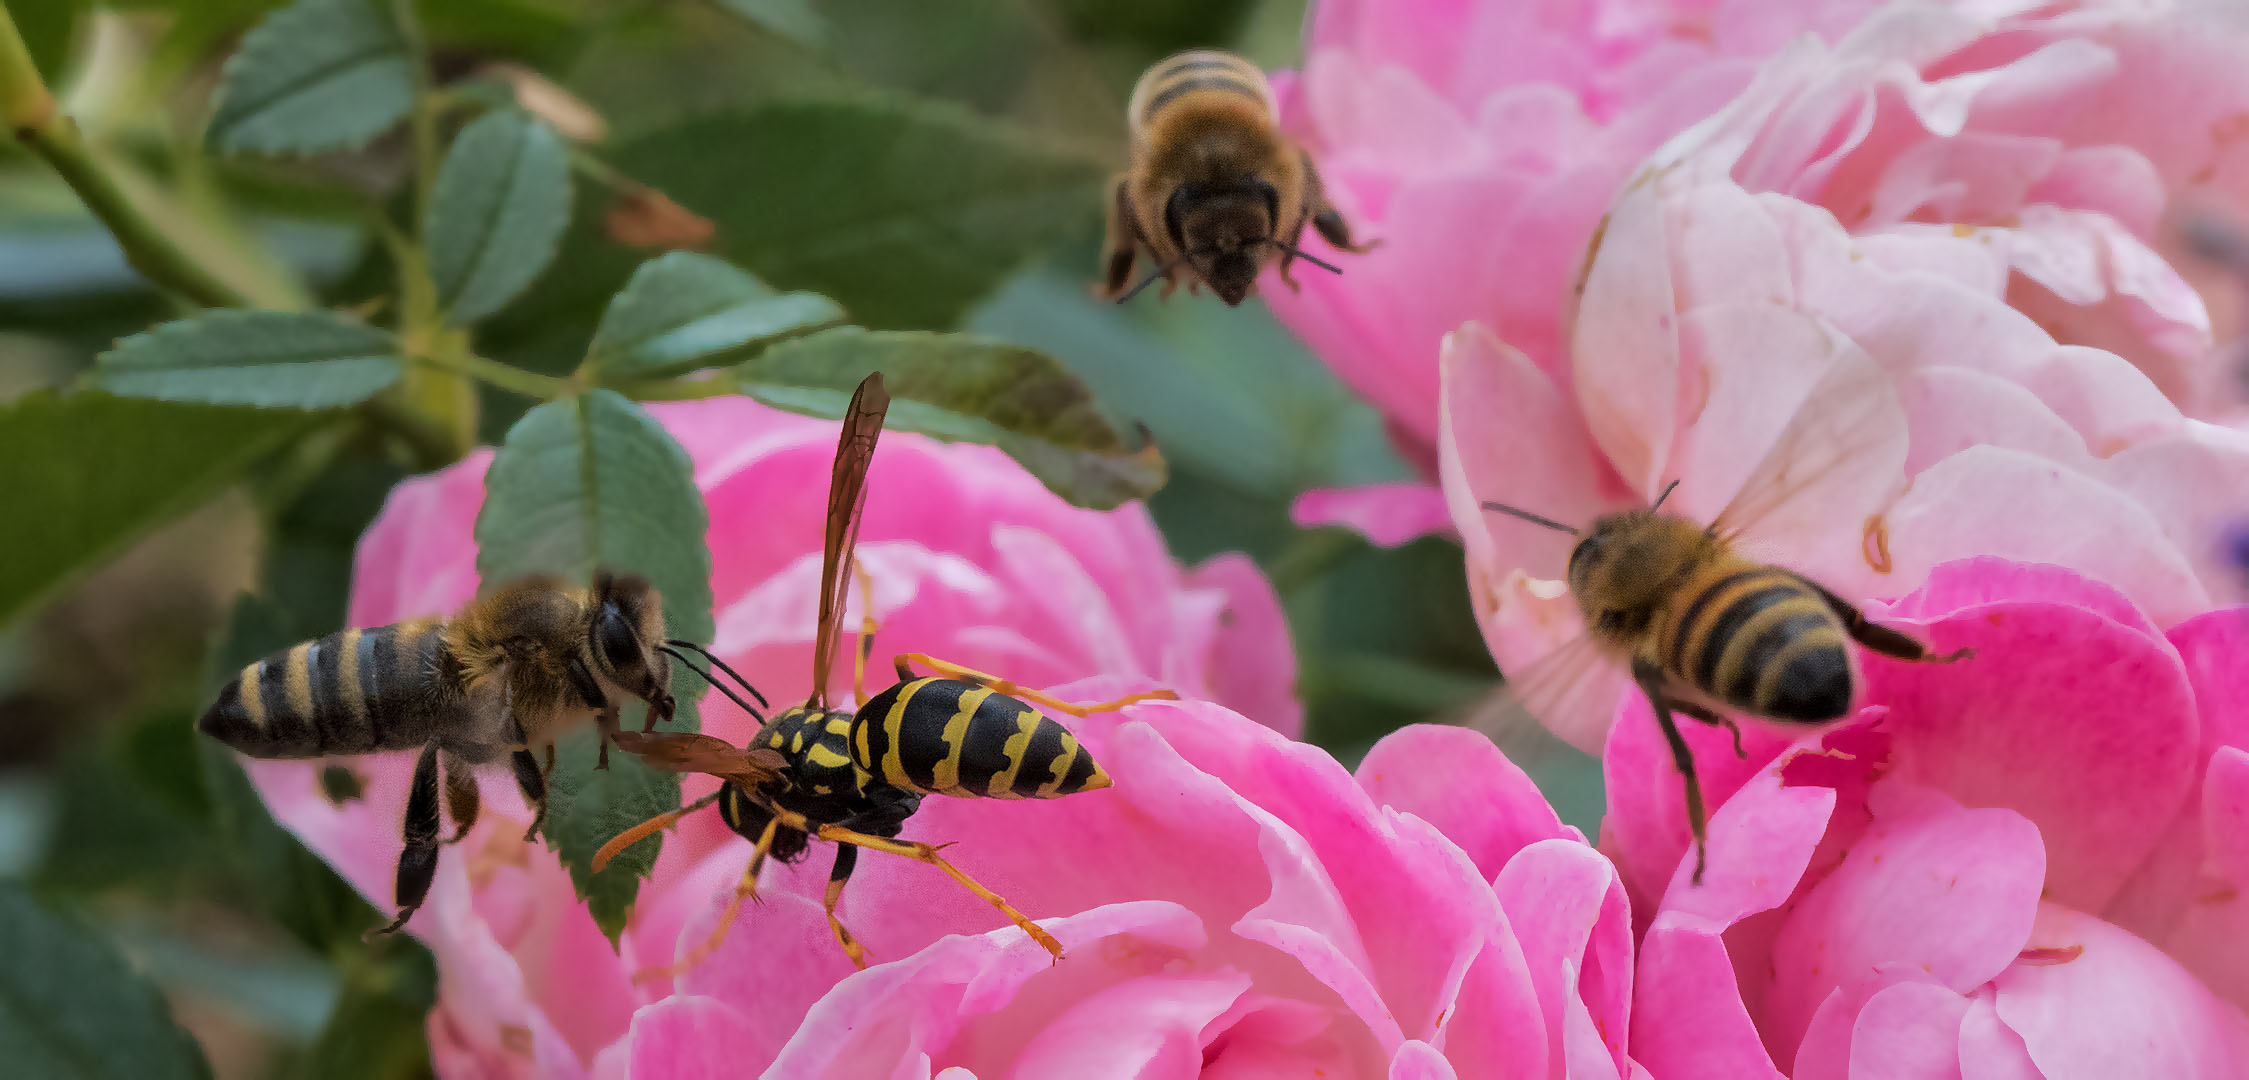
left=596, top=372, right=1172, bottom=976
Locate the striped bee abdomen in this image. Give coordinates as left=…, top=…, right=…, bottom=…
left=1663, top=568, right=1854, bottom=723
left=1128, top=50, right=1274, bottom=136
left=199, top=618, right=454, bottom=758
left=852, top=678, right=1110, bottom=800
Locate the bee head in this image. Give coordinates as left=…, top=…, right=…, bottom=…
left=1167, top=179, right=1277, bottom=305
left=1568, top=511, right=1709, bottom=627
left=589, top=572, right=674, bottom=722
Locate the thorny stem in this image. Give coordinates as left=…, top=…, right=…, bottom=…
left=0, top=3, right=247, bottom=308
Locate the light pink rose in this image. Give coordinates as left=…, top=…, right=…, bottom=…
left=1607, top=558, right=2249, bottom=1076
left=1266, top=0, right=1892, bottom=540
left=1440, top=152, right=2249, bottom=717
left=234, top=396, right=1304, bottom=1076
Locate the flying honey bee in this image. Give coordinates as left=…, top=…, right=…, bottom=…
left=198, top=571, right=724, bottom=933
left=1474, top=353, right=1972, bottom=882
left=596, top=373, right=1172, bottom=977
left=1101, top=48, right=1372, bottom=305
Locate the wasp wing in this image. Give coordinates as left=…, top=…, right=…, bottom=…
left=811, top=373, right=890, bottom=709
left=1705, top=346, right=1906, bottom=548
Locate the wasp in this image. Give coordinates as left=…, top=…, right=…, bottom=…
left=596, top=372, right=1172, bottom=976
left=1476, top=353, right=1972, bottom=882
left=1102, top=48, right=1371, bottom=305
left=197, top=571, right=732, bottom=933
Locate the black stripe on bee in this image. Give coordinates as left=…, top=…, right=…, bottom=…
left=1145, top=75, right=1266, bottom=117
left=1688, top=581, right=1803, bottom=691
left=1665, top=568, right=1766, bottom=671
left=1723, top=607, right=1837, bottom=705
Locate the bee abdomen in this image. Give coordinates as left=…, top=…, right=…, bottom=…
left=1129, top=49, right=1273, bottom=133
left=852, top=678, right=1108, bottom=800
left=1670, top=570, right=1855, bottom=723
left=198, top=619, right=446, bottom=758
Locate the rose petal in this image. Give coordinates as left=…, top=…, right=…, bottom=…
left=1290, top=483, right=1455, bottom=549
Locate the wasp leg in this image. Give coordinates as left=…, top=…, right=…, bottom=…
left=1633, top=659, right=1709, bottom=886
left=891, top=653, right=1177, bottom=717
left=593, top=789, right=724, bottom=872
left=369, top=741, right=443, bottom=938
left=765, top=804, right=1064, bottom=963
left=821, top=845, right=871, bottom=970
left=1100, top=174, right=1140, bottom=299
left=441, top=751, right=480, bottom=845
left=1805, top=580, right=1974, bottom=664
left=636, top=813, right=783, bottom=985
left=853, top=561, right=879, bottom=708
left=1666, top=698, right=1745, bottom=760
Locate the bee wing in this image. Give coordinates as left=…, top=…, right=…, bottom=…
left=1706, top=347, right=1905, bottom=547
left=611, top=731, right=788, bottom=787
left=1468, top=632, right=1632, bottom=757
left=812, top=373, right=890, bottom=709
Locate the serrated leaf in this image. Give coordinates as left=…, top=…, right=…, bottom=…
left=427, top=111, right=573, bottom=325
left=735, top=327, right=1165, bottom=508
left=716, top=0, right=830, bottom=49
left=587, top=252, right=843, bottom=380
left=205, top=0, right=413, bottom=156
left=474, top=390, right=711, bottom=939
left=0, top=884, right=211, bottom=1080
left=612, top=98, right=1107, bottom=329
left=93, top=310, right=400, bottom=408
left=0, top=392, right=307, bottom=626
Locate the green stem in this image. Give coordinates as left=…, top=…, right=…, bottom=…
left=605, top=372, right=744, bottom=401
left=0, top=3, right=247, bottom=308
left=413, top=350, right=570, bottom=399
left=392, top=0, right=439, bottom=227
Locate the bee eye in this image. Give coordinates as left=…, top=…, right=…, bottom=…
left=594, top=607, right=642, bottom=675
left=1569, top=533, right=1607, bottom=577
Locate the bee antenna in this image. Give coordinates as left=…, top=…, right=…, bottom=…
left=1115, top=259, right=1182, bottom=304
left=1263, top=238, right=1344, bottom=275
left=663, top=640, right=770, bottom=708
left=1650, top=479, right=1681, bottom=512
left=657, top=645, right=767, bottom=723
left=1480, top=501, right=1580, bottom=535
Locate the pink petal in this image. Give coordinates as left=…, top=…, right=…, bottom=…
left=1848, top=980, right=1972, bottom=1080
left=626, top=996, right=763, bottom=1080
left=1355, top=724, right=1573, bottom=882
left=1182, top=552, right=1303, bottom=739
left=1957, top=993, right=2044, bottom=1080
left=1572, top=177, right=1681, bottom=494
left=1003, top=970, right=1253, bottom=1079
left=1494, top=840, right=1635, bottom=1080
left=1437, top=915, right=1548, bottom=1080
left=1290, top=483, right=1455, bottom=549
left=1993, top=904, right=2249, bottom=1080
left=1388, top=1039, right=1459, bottom=1080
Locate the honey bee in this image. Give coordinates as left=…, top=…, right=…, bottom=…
left=1102, top=48, right=1371, bottom=305
left=596, top=373, right=1171, bottom=977
left=198, top=571, right=707, bottom=934
left=1474, top=353, right=1971, bottom=882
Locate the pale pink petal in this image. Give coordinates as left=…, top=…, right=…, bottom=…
left=1993, top=904, right=2249, bottom=1080
left=1572, top=177, right=1681, bottom=494
left=1003, top=970, right=1252, bottom=1079
left=1387, top=1039, right=1459, bottom=1080
left=1289, top=483, right=1454, bottom=549
left=1847, top=981, right=1972, bottom=1080
left=626, top=996, right=762, bottom=1080
left=1182, top=553, right=1303, bottom=738
left=1957, top=993, right=2045, bottom=1080
left=1354, top=724, right=1572, bottom=882
left=1494, top=839, right=1635, bottom=1080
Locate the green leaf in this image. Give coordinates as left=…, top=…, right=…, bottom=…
left=735, top=327, right=1165, bottom=508
left=612, top=97, right=1107, bottom=329
left=93, top=310, right=400, bottom=408
left=474, top=390, right=711, bottom=939
left=205, top=0, right=413, bottom=156
left=0, top=883, right=211, bottom=1080
left=716, top=0, right=830, bottom=50
left=587, top=252, right=844, bottom=380
left=427, top=110, right=573, bottom=325
left=0, top=392, right=306, bottom=626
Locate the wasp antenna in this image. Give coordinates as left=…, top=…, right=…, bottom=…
left=1480, top=501, right=1580, bottom=535
left=1266, top=238, right=1344, bottom=275
left=664, top=640, right=770, bottom=708
left=658, top=646, right=767, bottom=723
left=1650, top=479, right=1681, bottom=512
left=1114, top=260, right=1180, bottom=304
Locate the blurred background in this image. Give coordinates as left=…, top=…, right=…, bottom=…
left=0, top=1, right=1599, bottom=1074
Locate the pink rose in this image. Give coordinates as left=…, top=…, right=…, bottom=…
left=235, top=396, right=1302, bottom=1075
left=1265, top=0, right=1890, bottom=538
left=1608, top=558, right=2249, bottom=1075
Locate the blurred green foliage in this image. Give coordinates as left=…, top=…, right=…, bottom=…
left=0, top=0, right=1597, bottom=1074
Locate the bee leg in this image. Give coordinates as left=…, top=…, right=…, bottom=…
left=512, top=748, right=547, bottom=841
left=635, top=814, right=783, bottom=984
left=1300, top=149, right=1377, bottom=254
left=1100, top=174, right=1140, bottom=298
left=891, top=653, right=1177, bottom=717
left=1633, top=660, right=1709, bottom=886
left=853, top=560, right=879, bottom=708
left=441, top=751, right=480, bottom=845
left=771, top=806, right=1064, bottom=963
left=1666, top=699, right=1745, bottom=760
left=1807, top=581, right=1975, bottom=664
left=368, top=741, right=444, bottom=938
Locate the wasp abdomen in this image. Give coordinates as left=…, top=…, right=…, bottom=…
left=199, top=618, right=455, bottom=758
left=1664, top=568, right=1854, bottom=723
left=852, top=678, right=1109, bottom=800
